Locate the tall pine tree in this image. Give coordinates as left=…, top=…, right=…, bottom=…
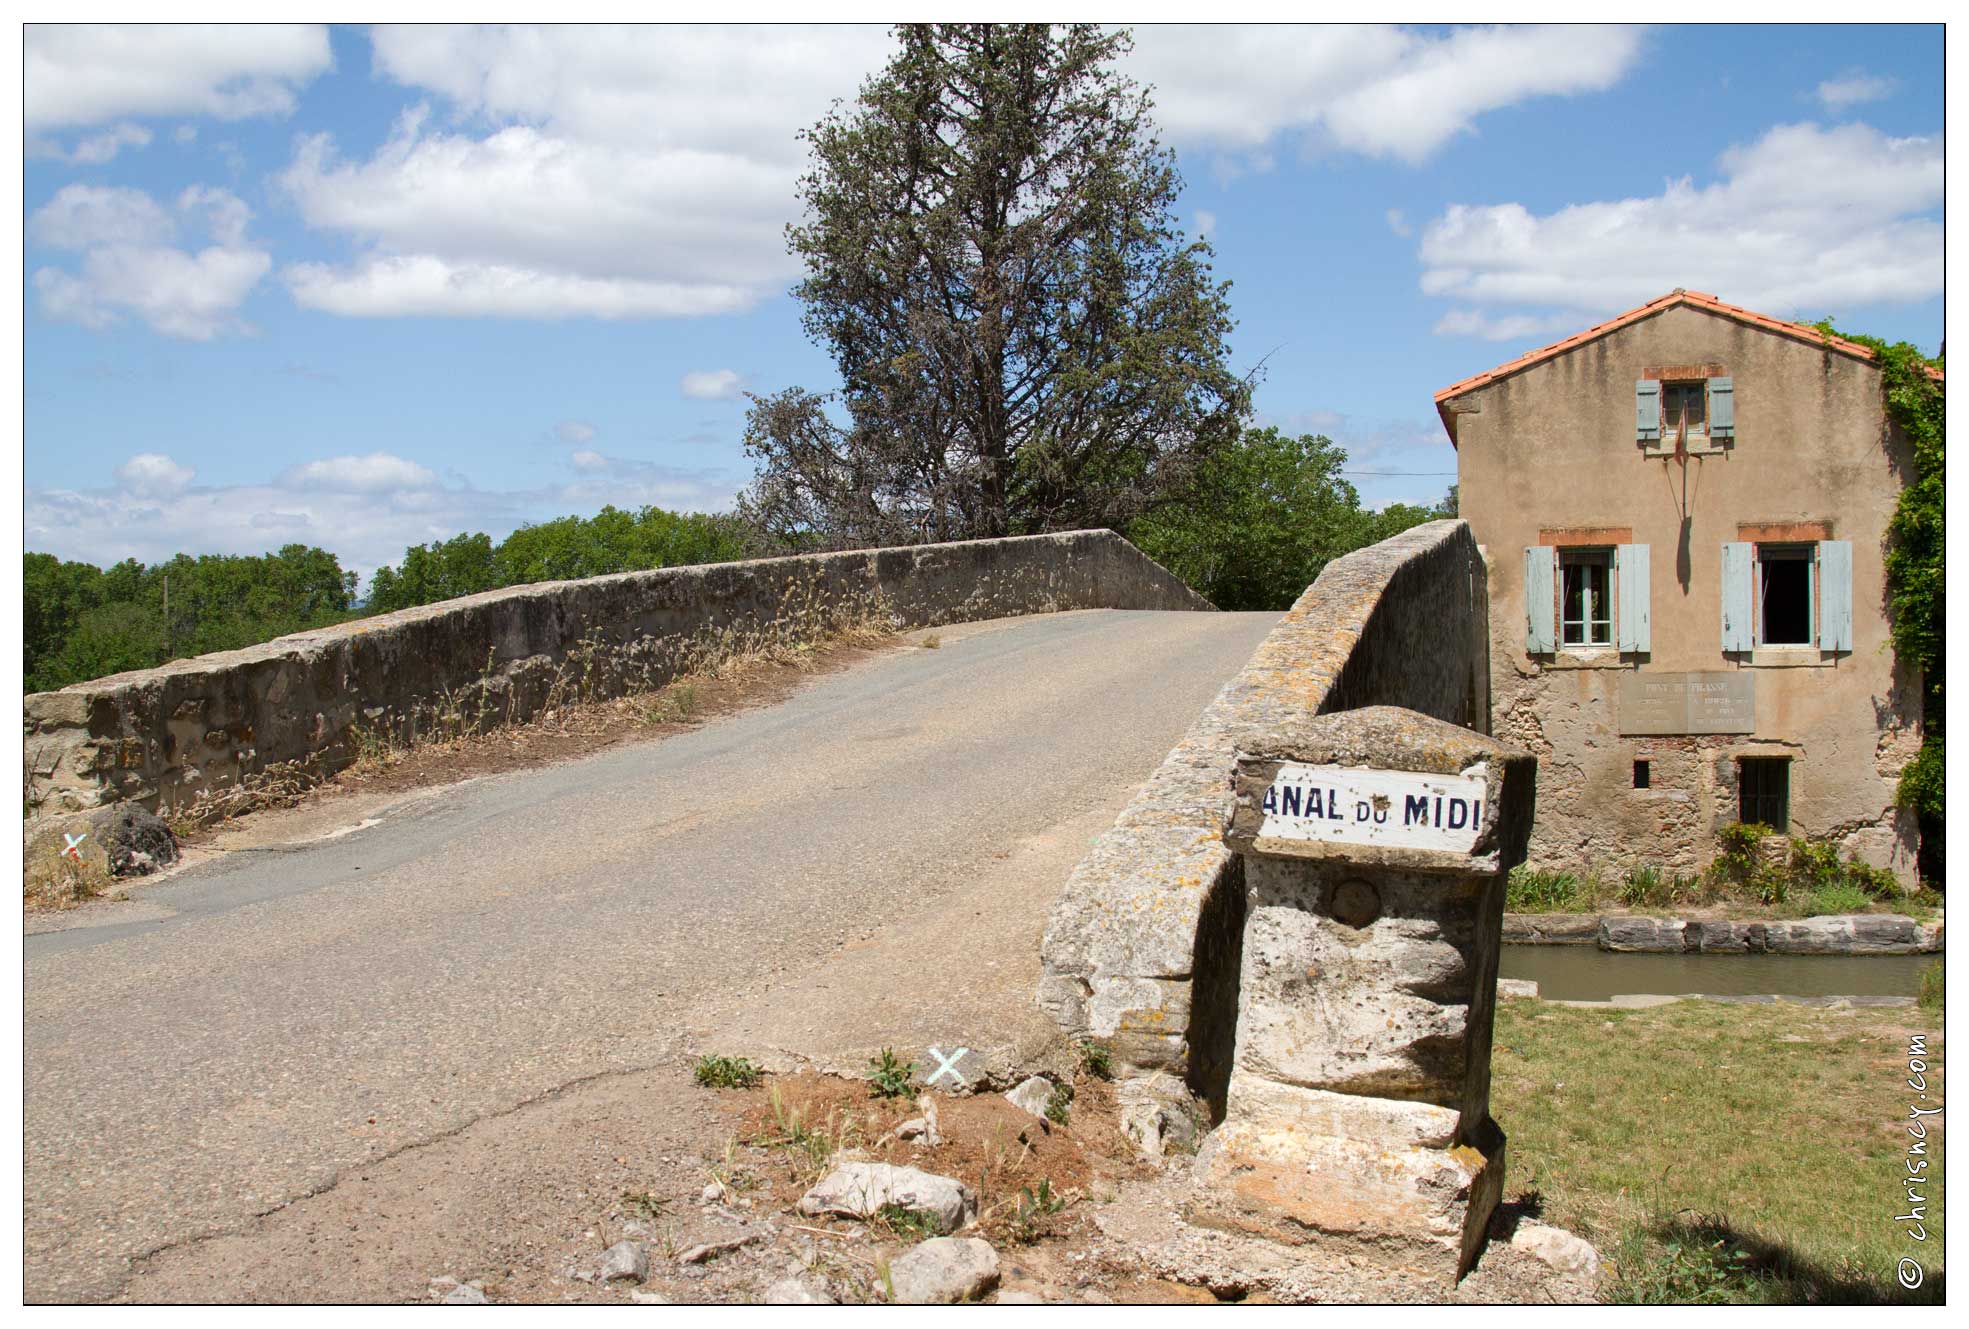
left=742, top=24, right=1252, bottom=548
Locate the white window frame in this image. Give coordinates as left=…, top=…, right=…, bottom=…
left=1559, top=547, right=1615, bottom=649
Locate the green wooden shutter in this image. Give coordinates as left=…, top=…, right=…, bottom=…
left=1525, top=546, right=1556, bottom=654
left=1636, top=379, right=1661, bottom=441
left=1721, top=542, right=1754, bottom=652
left=1617, top=543, right=1651, bottom=652
left=1708, top=377, right=1734, bottom=439
left=1819, top=540, right=1852, bottom=651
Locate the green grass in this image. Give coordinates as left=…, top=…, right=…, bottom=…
left=1919, top=960, right=1943, bottom=1012
left=692, top=1054, right=763, bottom=1090
left=1507, top=867, right=1590, bottom=912
left=1492, top=998, right=1943, bottom=1303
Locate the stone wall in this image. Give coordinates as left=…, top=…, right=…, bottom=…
left=1037, top=519, right=1491, bottom=1107
left=24, top=531, right=1210, bottom=824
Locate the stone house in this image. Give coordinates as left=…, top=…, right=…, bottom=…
left=1437, top=289, right=1927, bottom=886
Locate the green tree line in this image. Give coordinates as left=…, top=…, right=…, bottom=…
left=25, top=545, right=361, bottom=693
left=24, top=506, right=758, bottom=692
left=24, top=438, right=1453, bottom=693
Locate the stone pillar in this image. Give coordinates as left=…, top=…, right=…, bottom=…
left=1187, top=705, right=1535, bottom=1286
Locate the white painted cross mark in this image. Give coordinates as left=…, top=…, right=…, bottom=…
left=62, top=832, right=87, bottom=860
left=924, top=1045, right=971, bottom=1087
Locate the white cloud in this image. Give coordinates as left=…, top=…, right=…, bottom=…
left=174, top=124, right=198, bottom=146
left=30, top=184, right=174, bottom=250
left=278, top=25, right=889, bottom=321
left=281, top=452, right=440, bottom=493
left=1128, top=24, right=1645, bottom=165
left=1385, top=208, right=1412, bottom=238
left=27, top=121, right=154, bottom=164
left=23, top=23, right=331, bottom=129
left=1816, top=70, right=1899, bottom=111
left=115, top=453, right=195, bottom=497
left=1194, top=209, right=1218, bottom=239
left=1420, top=121, right=1941, bottom=338
left=680, top=368, right=744, bottom=401
left=25, top=450, right=739, bottom=592
left=29, top=184, right=271, bottom=339
left=569, top=449, right=609, bottom=473
left=555, top=420, right=597, bottom=444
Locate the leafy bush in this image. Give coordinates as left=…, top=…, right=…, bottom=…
left=1077, top=1040, right=1115, bottom=1081
left=693, top=1054, right=764, bottom=1090
left=1919, top=959, right=1943, bottom=1011
left=1044, top=1082, right=1074, bottom=1126
left=1507, top=866, right=1586, bottom=912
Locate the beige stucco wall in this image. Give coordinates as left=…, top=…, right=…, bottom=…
left=1449, top=302, right=1922, bottom=885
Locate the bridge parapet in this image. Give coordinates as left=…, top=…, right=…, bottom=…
left=1037, top=519, right=1492, bottom=1148
left=24, top=530, right=1207, bottom=832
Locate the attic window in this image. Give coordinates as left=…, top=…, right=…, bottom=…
left=1663, top=382, right=1706, bottom=439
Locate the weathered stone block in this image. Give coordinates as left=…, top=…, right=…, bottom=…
left=1187, top=1115, right=1506, bottom=1286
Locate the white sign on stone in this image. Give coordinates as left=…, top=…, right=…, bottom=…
left=1258, top=763, right=1489, bottom=853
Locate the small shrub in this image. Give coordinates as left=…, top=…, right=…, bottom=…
left=920, top=633, right=941, bottom=649
left=1507, top=866, right=1585, bottom=912
left=1919, top=959, right=1943, bottom=1010
left=1006, top=1178, right=1069, bottom=1245
left=1619, top=865, right=1667, bottom=907
left=1842, top=856, right=1903, bottom=901
left=1748, top=862, right=1790, bottom=906
left=1077, top=1039, right=1114, bottom=1081
left=693, top=1054, right=763, bottom=1090
left=1044, top=1082, right=1074, bottom=1126
left=1788, top=836, right=1843, bottom=890
left=621, top=1190, right=667, bottom=1222
left=867, top=1048, right=913, bottom=1099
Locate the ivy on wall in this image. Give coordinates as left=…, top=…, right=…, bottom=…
left=1813, top=320, right=1944, bottom=839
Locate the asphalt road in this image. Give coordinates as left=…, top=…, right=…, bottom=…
left=24, top=607, right=1278, bottom=1303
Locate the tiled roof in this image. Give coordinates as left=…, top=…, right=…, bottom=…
left=1432, top=289, right=1941, bottom=446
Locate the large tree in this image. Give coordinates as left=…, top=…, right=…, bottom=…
left=742, top=23, right=1252, bottom=548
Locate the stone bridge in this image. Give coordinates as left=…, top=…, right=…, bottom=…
left=23, top=520, right=1520, bottom=1301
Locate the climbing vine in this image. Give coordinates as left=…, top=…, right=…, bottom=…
left=1813, top=320, right=1944, bottom=840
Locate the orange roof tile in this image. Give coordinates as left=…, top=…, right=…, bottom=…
left=1432, top=289, right=1941, bottom=446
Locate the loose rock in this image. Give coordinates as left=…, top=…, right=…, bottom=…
left=1005, top=1076, right=1055, bottom=1120
left=595, top=1240, right=649, bottom=1284
left=1510, top=1222, right=1602, bottom=1280
left=798, top=1162, right=976, bottom=1233
left=885, top=1237, right=1001, bottom=1304
left=766, top=1277, right=838, bottom=1305
left=441, top=1285, right=489, bottom=1305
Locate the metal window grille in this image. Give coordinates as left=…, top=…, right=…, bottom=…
left=1738, top=757, right=1790, bottom=831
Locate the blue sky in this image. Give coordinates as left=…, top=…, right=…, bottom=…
left=21, top=22, right=1944, bottom=591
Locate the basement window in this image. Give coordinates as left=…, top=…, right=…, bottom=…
left=1633, top=759, right=1650, bottom=789
left=1738, top=756, right=1790, bottom=831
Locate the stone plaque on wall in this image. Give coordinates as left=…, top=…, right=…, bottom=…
left=1618, top=672, right=1755, bottom=735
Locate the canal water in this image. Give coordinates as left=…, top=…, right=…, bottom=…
left=1499, top=944, right=1934, bottom=1002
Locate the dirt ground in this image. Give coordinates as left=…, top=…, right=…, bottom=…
left=114, top=1056, right=1596, bottom=1306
